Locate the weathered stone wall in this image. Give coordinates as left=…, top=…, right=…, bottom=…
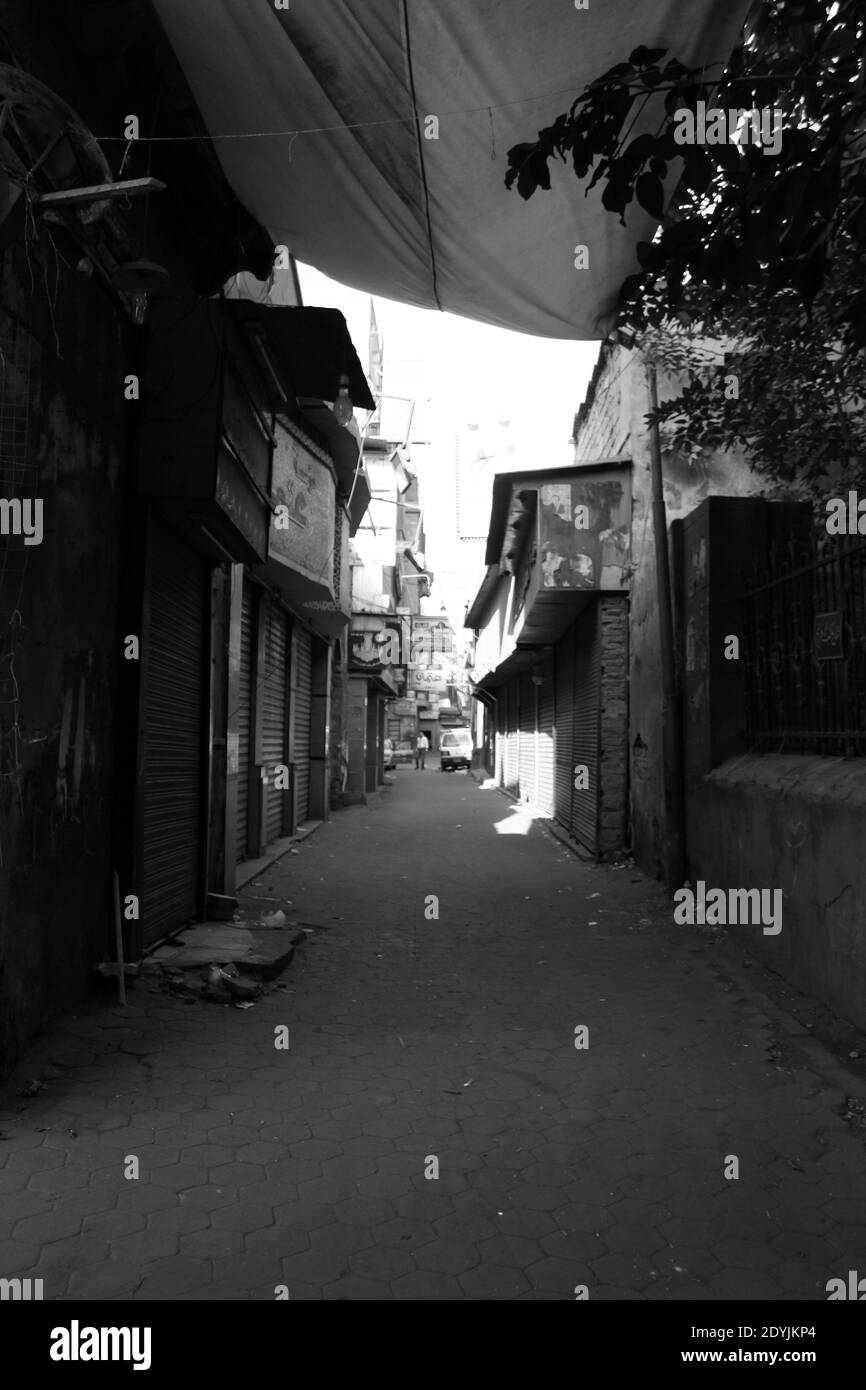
left=690, top=755, right=866, bottom=1031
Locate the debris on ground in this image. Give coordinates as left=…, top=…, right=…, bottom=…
left=17, top=1078, right=45, bottom=1098
left=201, top=963, right=256, bottom=1003
left=256, top=909, right=288, bottom=928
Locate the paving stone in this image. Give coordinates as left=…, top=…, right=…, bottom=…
left=375, top=1217, right=436, bottom=1250
left=66, top=1260, right=145, bottom=1299
left=350, top=1243, right=417, bottom=1281
left=459, top=1264, right=531, bottom=1299
left=413, top=1238, right=480, bottom=1275
left=310, top=1223, right=375, bottom=1258
left=391, top=1269, right=463, bottom=1300
left=3, top=773, right=865, bottom=1302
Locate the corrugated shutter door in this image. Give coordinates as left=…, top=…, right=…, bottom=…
left=262, top=601, right=289, bottom=844
left=572, top=604, right=601, bottom=854
left=236, top=580, right=255, bottom=860
left=293, top=625, right=312, bottom=824
left=537, top=658, right=555, bottom=816
left=506, top=679, right=519, bottom=794
left=496, top=694, right=506, bottom=784
left=554, top=626, right=575, bottom=833
left=518, top=672, right=535, bottom=802
left=141, top=522, right=207, bottom=945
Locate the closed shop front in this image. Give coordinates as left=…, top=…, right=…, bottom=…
left=536, top=656, right=555, bottom=816
left=518, top=671, right=536, bottom=802
left=505, top=680, right=519, bottom=794
left=553, top=606, right=601, bottom=854
left=236, top=578, right=256, bottom=860
left=292, top=624, right=313, bottom=825
left=141, top=519, right=209, bottom=946
left=554, top=625, right=575, bottom=835
left=571, top=605, right=601, bottom=854
left=262, top=600, right=290, bottom=843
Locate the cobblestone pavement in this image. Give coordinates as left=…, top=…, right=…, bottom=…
left=2, top=768, right=865, bottom=1301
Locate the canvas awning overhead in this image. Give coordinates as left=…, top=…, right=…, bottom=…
left=151, top=0, right=749, bottom=341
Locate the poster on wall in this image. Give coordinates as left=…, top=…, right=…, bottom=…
left=350, top=618, right=403, bottom=669
left=539, top=473, right=630, bottom=591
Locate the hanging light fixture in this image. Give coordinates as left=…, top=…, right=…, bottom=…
left=333, top=373, right=354, bottom=427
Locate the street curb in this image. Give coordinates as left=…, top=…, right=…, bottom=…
left=236, top=820, right=325, bottom=891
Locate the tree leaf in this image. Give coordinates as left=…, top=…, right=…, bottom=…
left=636, top=172, right=665, bottom=219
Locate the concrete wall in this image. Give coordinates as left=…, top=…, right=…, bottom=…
left=690, top=755, right=866, bottom=1031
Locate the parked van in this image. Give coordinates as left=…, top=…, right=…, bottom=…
left=439, top=727, right=473, bottom=771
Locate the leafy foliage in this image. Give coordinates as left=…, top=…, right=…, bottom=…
left=506, top=2, right=866, bottom=334
left=620, top=245, right=866, bottom=487
left=504, top=0, right=866, bottom=482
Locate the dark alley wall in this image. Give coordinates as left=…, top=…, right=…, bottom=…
left=0, top=237, right=134, bottom=1075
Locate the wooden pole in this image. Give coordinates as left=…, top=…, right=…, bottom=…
left=645, top=361, right=685, bottom=891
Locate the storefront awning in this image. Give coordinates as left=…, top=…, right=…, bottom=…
left=152, top=0, right=749, bottom=340
left=227, top=303, right=374, bottom=411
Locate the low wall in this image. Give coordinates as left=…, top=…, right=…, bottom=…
left=689, top=753, right=866, bottom=1031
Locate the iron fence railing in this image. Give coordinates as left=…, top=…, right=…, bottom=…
left=743, top=535, right=866, bottom=757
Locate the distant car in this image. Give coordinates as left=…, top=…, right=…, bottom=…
left=384, top=738, right=397, bottom=770
left=439, top=728, right=473, bottom=771
left=394, top=740, right=415, bottom=766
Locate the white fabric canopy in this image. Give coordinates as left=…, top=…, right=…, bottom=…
left=152, top=0, right=750, bottom=341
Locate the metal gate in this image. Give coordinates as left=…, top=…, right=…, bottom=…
left=141, top=521, right=208, bottom=945
left=537, top=657, right=555, bottom=816
left=554, top=625, right=575, bottom=834
left=518, top=671, right=536, bottom=802
left=236, top=579, right=255, bottom=860
left=571, top=605, right=601, bottom=853
left=262, top=600, right=289, bottom=843
left=505, top=679, right=519, bottom=794
left=292, top=625, right=312, bottom=824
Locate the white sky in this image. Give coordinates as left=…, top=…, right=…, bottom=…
left=299, top=262, right=598, bottom=456
left=298, top=261, right=600, bottom=625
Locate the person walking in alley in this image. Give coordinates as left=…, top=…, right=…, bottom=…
left=415, top=731, right=428, bottom=769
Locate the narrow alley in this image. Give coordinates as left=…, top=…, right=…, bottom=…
left=1, top=769, right=864, bottom=1302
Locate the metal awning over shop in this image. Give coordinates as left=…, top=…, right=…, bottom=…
left=152, top=0, right=749, bottom=340
left=228, top=302, right=374, bottom=411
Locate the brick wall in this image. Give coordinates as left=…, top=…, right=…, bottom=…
left=598, top=595, right=629, bottom=858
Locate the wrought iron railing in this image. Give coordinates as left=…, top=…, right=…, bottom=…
left=743, top=535, right=866, bottom=757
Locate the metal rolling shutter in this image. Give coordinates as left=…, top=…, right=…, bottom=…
left=505, top=679, right=519, bottom=794
left=262, top=601, right=290, bottom=844
left=141, top=522, right=207, bottom=945
left=236, top=579, right=255, bottom=860
left=572, top=604, right=601, bottom=854
left=293, top=625, right=313, bottom=823
left=495, top=693, right=506, bottom=784
left=518, top=671, right=536, bottom=802
left=537, top=657, right=555, bottom=816
left=554, top=625, right=575, bottom=834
